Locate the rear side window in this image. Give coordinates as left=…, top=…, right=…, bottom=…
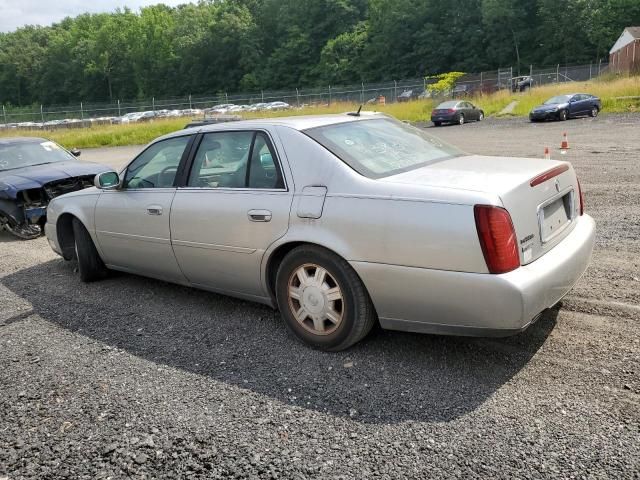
left=305, top=118, right=462, bottom=179
left=187, top=131, right=284, bottom=189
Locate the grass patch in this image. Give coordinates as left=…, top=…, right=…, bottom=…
left=1, top=76, right=638, bottom=149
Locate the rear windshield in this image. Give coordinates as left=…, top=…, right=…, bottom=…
left=0, top=140, right=75, bottom=171
left=305, top=117, right=462, bottom=179
left=436, top=101, right=458, bottom=108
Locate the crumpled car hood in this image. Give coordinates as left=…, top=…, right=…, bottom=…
left=0, top=161, right=109, bottom=197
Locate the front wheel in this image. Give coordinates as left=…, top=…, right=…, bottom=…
left=275, top=245, right=377, bottom=351
left=458, top=114, right=465, bottom=125
left=589, top=106, right=599, bottom=117
left=72, top=218, right=108, bottom=282
left=558, top=109, right=568, bottom=121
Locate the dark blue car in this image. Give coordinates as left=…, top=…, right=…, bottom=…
left=529, top=93, right=601, bottom=122
left=0, top=137, right=110, bottom=239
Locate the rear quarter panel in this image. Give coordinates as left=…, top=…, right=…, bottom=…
left=272, top=126, right=493, bottom=274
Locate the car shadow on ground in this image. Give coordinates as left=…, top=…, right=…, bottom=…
left=2, top=259, right=558, bottom=425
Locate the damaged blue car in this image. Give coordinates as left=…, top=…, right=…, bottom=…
left=0, top=137, right=110, bottom=239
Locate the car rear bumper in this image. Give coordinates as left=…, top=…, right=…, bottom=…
left=351, top=214, right=595, bottom=336
left=431, top=114, right=457, bottom=123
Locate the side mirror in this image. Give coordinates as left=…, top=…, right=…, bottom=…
left=70, top=148, right=81, bottom=157
left=95, top=171, right=121, bottom=190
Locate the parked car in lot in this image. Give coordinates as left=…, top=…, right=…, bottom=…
left=0, top=137, right=109, bottom=239
left=431, top=101, right=484, bottom=126
left=45, top=113, right=595, bottom=351
left=529, top=93, right=601, bottom=122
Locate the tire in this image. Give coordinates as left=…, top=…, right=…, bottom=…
left=558, top=109, right=568, bottom=121
left=589, top=106, right=599, bottom=117
left=275, top=245, right=377, bottom=351
left=458, top=114, right=465, bottom=125
left=433, top=121, right=441, bottom=127
left=72, top=218, right=108, bottom=282
left=478, top=111, right=484, bottom=121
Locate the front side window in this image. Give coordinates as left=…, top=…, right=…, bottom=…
left=305, top=117, right=462, bottom=179
left=124, top=136, right=191, bottom=189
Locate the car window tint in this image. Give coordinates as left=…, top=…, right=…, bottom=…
left=124, top=136, right=190, bottom=189
left=188, top=131, right=253, bottom=188
left=248, top=133, right=285, bottom=189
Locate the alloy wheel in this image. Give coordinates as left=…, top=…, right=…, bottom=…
left=287, top=263, right=344, bottom=336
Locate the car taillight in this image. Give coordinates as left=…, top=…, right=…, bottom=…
left=431, top=110, right=437, bottom=115
left=447, top=108, right=456, bottom=113
left=577, top=178, right=584, bottom=215
left=474, top=205, right=520, bottom=274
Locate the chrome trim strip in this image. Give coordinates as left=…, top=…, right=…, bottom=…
left=171, top=239, right=256, bottom=254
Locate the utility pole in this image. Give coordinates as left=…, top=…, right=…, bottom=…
left=40, top=105, right=44, bottom=125
left=2, top=105, right=6, bottom=126
left=117, top=99, right=121, bottom=117
left=394, top=80, right=397, bottom=102
left=296, top=88, right=300, bottom=108
left=328, top=86, right=332, bottom=107
left=80, top=102, right=84, bottom=122
left=361, top=83, right=364, bottom=104
left=189, top=94, right=192, bottom=110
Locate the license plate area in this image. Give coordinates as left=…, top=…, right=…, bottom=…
left=538, top=188, right=574, bottom=244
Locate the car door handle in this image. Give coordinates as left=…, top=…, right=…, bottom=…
left=248, top=209, right=272, bottom=222
left=146, top=205, right=163, bottom=215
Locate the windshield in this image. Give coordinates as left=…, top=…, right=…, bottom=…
left=305, top=117, right=462, bottom=179
left=544, top=95, right=570, bottom=105
left=0, top=140, right=75, bottom=171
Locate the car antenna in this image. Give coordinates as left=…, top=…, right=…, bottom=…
left=347, top=105, right=362, bottom=117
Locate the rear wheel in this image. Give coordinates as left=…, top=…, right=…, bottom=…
left=589, top=106, right=599, bottom=117
left=478, top=111, right=484, bottom=121
left=458, top=114, right=465, bottom=125
left=72, top=218, right=108, bottom=282
left=559, top=109, right=568, bottom=121
left=275, top=245, right=376, bottom=351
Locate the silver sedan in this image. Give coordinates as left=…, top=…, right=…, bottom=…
left=45, top=113, right=595, bottom=351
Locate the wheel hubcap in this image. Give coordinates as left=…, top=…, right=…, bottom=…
left=288, top=263, right=344, bottom=335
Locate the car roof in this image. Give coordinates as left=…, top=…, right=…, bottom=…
left=159, top=112, right=388, bottom=141
left=0, top=137, right=48, bottom=145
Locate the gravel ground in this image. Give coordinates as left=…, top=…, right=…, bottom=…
left=1, top=113, right=639, bottom=479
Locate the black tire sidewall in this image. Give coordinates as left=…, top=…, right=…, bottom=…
left=72, top=218, right=106, bottom=282
left=275, top=247, right=363, bottom=350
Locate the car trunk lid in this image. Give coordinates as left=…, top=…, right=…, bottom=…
left=381, top=155, right=581, bottom=265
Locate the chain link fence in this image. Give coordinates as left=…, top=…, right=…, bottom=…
left=0, top=61, right=609, bottom=130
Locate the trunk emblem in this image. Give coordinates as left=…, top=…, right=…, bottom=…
left=554, top=179, right=560, bottom=192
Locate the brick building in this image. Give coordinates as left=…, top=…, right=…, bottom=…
left=610, top=27, right=640, bottom=73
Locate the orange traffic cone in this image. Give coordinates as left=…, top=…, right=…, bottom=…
left=560, top=132, right=570, bottom=150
